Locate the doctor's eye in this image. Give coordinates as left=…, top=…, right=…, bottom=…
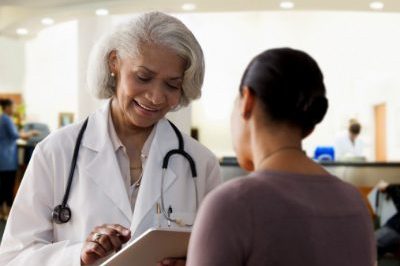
left=165, top=80, right=182, bottom=90
left=166, top=83, right=180, bottom=90
left=136, top=74, right=152, bottom=83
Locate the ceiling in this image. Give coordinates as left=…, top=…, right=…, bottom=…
left=1, top=0, right=400, bottom=39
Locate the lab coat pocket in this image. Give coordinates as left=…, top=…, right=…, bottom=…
left=153, top=211, right=195, bottom=229
left=170, top=211, right=196, bottom=227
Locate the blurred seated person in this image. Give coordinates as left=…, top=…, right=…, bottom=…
left=0, top=99, right=38, bottom=220
left=375, top=180, right=400, bottom=260
left=22, top=122, right=50, bottom=164
left=186, top=48, right=376, bottom=266
left=334, top=119, right=366, bottom=161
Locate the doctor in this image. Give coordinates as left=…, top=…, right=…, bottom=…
left=0, top=12, right=221, bottom=266
left=334, top=119, right=366, bottom=160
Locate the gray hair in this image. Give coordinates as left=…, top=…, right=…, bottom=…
left=87, top=11, right=205, bottom=107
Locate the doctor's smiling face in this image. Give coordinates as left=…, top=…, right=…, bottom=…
left=109, top=44, right=185, bottom=129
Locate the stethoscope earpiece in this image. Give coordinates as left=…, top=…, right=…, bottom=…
left=52, top=205, right=72, bottom=224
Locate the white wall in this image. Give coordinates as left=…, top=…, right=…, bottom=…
left=20, top=11, right=400, bottom=160
left=76, top=17, right=113, bottom=121
left=24, top=21, right=78, bottom=130
left=0, top=37, right=25, bottom=92
left=175, top=11, right=400, bottom=160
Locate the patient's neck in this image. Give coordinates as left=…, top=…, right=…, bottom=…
left=250, top=120, right=315, bottom=173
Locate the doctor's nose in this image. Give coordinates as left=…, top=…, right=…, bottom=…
left=147, top=86, right=166, bottom=106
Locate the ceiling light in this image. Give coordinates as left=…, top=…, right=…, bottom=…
left=182, top=3, right=197, bottom=11
left=95, top=8, right=109, bottom=16
left=280, top=1, right=295, bottom=9
left=41, top=18, right=54, bottom=26
left=370, top=1, right=384, bottom=10
left=16, top=28, right=28, bottom=35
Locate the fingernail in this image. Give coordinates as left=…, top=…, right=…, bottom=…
left=123, top=229, right=130, bottom=235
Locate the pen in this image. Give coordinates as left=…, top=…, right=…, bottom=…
left=167, top=206, right=173, bottom=227
left=156, top=202, right=161, bottom=228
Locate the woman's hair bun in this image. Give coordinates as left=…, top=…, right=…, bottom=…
left=240, top=47, right=328, bottom=134
left=302, top=96, right=328, bottom=126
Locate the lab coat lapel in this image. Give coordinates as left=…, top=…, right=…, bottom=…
left=130, top=119, right=178, bottom=237
left=81, top=101, right=133, bottom=223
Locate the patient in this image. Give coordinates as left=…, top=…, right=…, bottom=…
left=186, top=48, right=376, bottom=266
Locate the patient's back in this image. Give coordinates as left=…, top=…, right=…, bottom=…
left=188, top=170, right=376, bottom=266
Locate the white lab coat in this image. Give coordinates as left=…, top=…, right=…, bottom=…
left=334, top=132, right=366, bottom=160
left=0, top=102, right=221, bottom=266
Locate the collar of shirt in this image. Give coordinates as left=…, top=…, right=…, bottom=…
left=107, top=105, right=157, bottom=212
left=107, top=106, right=155, bottom=160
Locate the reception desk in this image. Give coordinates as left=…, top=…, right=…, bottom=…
left=321, top=162, right=400, bottom=187
left=220, top=157, right=400, bottom=186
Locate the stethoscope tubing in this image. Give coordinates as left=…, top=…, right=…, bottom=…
left=160, top=168, right=199, bottom=227
left=62, top=118, right=89, bottom=207
left=53, top=118, right=198, bottom=227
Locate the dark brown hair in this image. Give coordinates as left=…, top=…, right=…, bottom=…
left=349, top=122, right=361, bottom=135
left=0, top=98, right=13, bottom=110
left=240, top=47, right=328, bottom=134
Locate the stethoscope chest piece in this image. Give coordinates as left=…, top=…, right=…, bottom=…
left=52, top=205, right=72, bottom=224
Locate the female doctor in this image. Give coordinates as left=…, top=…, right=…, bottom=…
left=0, top=12, right=221, bottom=266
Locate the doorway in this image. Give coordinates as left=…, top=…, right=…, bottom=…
left=374, top=103, right=387, bottom=162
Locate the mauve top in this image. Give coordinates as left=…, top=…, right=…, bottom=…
left=187, top=170, right=376, bottom=266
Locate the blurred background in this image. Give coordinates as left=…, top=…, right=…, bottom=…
left=1, top=0, right=400, bottom=264
left=1, top=0, right=400, bottom=160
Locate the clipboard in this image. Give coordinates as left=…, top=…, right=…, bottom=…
left=101, top=228, right=191, bottom=266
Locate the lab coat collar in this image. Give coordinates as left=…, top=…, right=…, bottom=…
left=130, top=119, right=179, bottom=237
left=82, top=100, right=110, bottom=152
left=81, top=100, right=133, bottom=223
left=81, top=100, right=180, bottom=231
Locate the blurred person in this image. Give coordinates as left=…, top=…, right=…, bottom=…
left=334, top=119, right=366, bottom=160
left=186, top=48, right=376, bottom=266
left=0, top=12, right=221, bottom=266
left=22, top=122, right=50, bottom=165
left=0, top=99, right=38, bottom=220
left=375, top=180, right=400, bottom=260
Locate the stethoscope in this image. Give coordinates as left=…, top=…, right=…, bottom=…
left=52, top=118, right=198, bottom=226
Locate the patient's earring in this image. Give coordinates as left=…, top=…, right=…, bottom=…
left=109, top=72, right=116, bottom=88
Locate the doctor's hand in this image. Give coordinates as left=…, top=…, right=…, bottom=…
left=80, top=224, right=131, bottom=265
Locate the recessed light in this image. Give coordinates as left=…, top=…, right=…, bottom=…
left=182, top=3, right=197, bottom=11
left=41, top=18, right=54, bottom=26
left=280, top=1, right=295, bottom=9
left=16, top=28, right=28, bottom=35
left=95, top=8, right=109, bottom=16
left=370, top=1, right=384, bottom=10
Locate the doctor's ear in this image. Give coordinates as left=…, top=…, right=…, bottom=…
left=108, top=50, right=120, bottom=73
left=240, top=86, right=256, bottom=120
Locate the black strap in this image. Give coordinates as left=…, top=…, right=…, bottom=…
left=61, top=118, right=89, bottom=207
left=167, top=120, right=184, bottom=150
left=163, top=121, right=197, bottom=178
